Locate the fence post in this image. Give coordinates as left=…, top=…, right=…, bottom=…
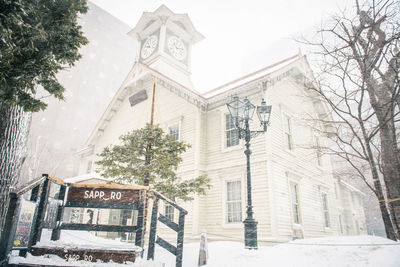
left=30, top=175, right=50, bottom=247
left=198, top=230, right=208, bottom=266
left=135, top=190, right=147, bottom=248
left=0, top=193, right=19, bottom=262
left=20, top=183, right=44, bottom=256
left=176, top=210, right=185, bottom=267
left=30, top=184, right=41, bottom=202
left=51, top=184, right=66, bottom=241
left=147, top=197, right=159, bottom=260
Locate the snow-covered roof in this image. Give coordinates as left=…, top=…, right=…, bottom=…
left=81, top=54, right=307, bottom=149
left=202, top=54, right=301, bottom=99
left=63, top=173, right=112, bottom=184
left=81, top=60, right=207, bottom=148
left=125, top=61, right=206, bottom=99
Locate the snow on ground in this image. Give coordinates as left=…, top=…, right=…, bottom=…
left=36, top=229, right=141, bottom=251
left=174, top=235, right=400, bottom=267
left=9, top=253, right=159, bottom=267
left=200, top=237, right=400, bottom=267
left=8, top=231, right=400, bottom=267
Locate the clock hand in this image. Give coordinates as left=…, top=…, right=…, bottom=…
left=174, top=44, right=183, bottom=51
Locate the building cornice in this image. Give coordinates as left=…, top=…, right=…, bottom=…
left=82, top=55, right=313, bottom=151
left=206, top=66, right=298, bottom=110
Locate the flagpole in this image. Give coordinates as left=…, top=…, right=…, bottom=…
left=137, top=75, right=157, bottom=249
left=149, top=75, right=156, bottom=130
left=145, top=75, right=156, bottom=186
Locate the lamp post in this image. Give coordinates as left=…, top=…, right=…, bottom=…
left=226, top=95, right=272, bottom=249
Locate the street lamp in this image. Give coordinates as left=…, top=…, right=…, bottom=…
left=226, top=95, right=272, bottom=249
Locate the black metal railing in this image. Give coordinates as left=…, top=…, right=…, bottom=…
left=0, top=174, right=52, bottom=262
left=42, top=198, right=63, bottom=229
left=0, top=176, right=188, bottom=266
left=0, top=175, right=149, bottom=265
left=48, top=183, right=147, bottom=245
left=147, top=191, right=187, bottom=267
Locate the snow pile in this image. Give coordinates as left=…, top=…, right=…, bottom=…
left=35, top=230, right=141, bottom=251
left=191, top=236, right=400, bottom=267
left=9, top=230, right=148, bottom=266
left=9, top=253, right=160, bottom=267
left=8, top=232, right=400, bottom=267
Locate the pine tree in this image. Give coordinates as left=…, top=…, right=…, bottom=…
left=0, top=0, right=88, bottom=231
left=96, top=124, right=211, bottom=201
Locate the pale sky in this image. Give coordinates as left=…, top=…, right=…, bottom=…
left=90, top=0, right=350, bottom=92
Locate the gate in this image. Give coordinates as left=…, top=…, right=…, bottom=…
left=147, top=191, right=188, bottom=267
left=0, top=174, right=148, bottom=265
left=0, top=175, right=188, bottom=267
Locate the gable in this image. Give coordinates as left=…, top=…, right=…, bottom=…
left=81, top=62, right=207, bottom=149
left=205, top=55, right=311, bottom=111
left=80, top=54, right=324, bottom=152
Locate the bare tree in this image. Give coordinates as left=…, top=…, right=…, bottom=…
left=301, top=77, right=398, bottom=240
left=299, top=0, right=400, bottom=240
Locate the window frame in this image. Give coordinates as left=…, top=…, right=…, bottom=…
left=338, top=214, right=344, bottom=234
left=283, top=113, right=293, bottom=151
left=225, top=113, right=240, bottom=148
left=355, top=219, right=360, bottom=235
left=86, top=160, right=93, bottom=174
left=226, top=180, right=242, bottom=224
left=321, top=192, right=330, bottom=228
left=168, top=124, right=180, bottom=140
left=289, top=181, right=301, bottom=225
left=315, top=135, right=322, bottom=166
left=350, top=192, right=356, bottom=207
left=334, top=183, right=339, bottom=199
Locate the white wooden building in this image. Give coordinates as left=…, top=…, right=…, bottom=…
left=77, top=5, right=366, bottom=242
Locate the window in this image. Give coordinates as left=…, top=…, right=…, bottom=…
left=351, top=192, right=355, bottom=206
left=315, top=136, right=322, bottom=166
left=334, top=183, right=339, bottom=199
left=338, top=215, right=344, bottom=234
left=86, top=160, right=93, bottom=173
left=355, top=220, right=360, bottom=234
left=283, top=115, right=293, bottom=150
left=290, top=182, right=301, bottom=224
left=226, top=181, right=242, bottom=223
left=322, top=193, right=330, bottom=227
left=169, top=124, right=179, bottom=140
left=165, top=204, right=174, bottom=221
left=225, top=114, right=239, bottom=147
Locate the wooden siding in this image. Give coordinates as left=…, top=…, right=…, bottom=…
left=78, top=57, right=366, bottom=242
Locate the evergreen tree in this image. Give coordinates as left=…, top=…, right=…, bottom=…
left=0, top=0, right=88, bottom=230
left=96, top=124, right=211, bottom=201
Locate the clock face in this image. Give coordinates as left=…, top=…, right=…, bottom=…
left=141, top=35, right=158, bottom=59
left=167, top=36, right=187, bottom=61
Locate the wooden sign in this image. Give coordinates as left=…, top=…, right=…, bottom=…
left=67, top=187, right=141, bottom=204
left=129, top=89, right=147, bottom=107
left=13, top=199, right=36, bottom=248
left=31, top=247, right=137, bottom=264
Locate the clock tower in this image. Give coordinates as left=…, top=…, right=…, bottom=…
left=128, top=5, right=204, bottom=89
